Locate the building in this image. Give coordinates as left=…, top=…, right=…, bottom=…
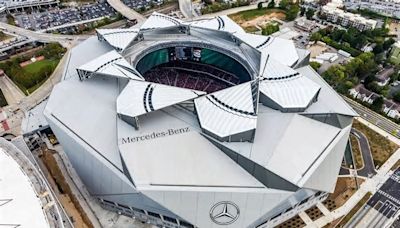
left=321, top=3, right=378, bottom=31
left=383, top=99, right=400, bottom=119
left=375, top=67, right=394, bottom=86
left=390, top=41, right=400, bottom=65
left=44, top=13, right=357, bottom=228
left=0, top=0, right=59, bottom=13
left=344, top=0, right=400, bottom=19
left=294, top=18, right=317, bottom=32
left=349, top=84, right=379, bottom=104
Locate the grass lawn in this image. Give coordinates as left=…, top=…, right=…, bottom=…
left=350, top=134, right=363, bottom=169
left=352, top=120, right=398, bottom=168
left=0, top=88, right=8, bottom=107
left=23, top=59, right=59, bottom=75
left=229, top=8, right=286, bottom=22
left=336, top=192, right=372, bottom=227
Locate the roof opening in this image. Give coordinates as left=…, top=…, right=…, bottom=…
left=136, top=47, right=251, bottom=93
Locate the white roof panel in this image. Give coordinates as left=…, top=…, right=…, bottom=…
left=195, top=82, right=257, bottom=138
left=233, top=33, right=298, bottom=67
left=259, top=75, right=320, bottom=109
left=117, top=80, right=204, bottom=118
left=263, top=114, right=341, bottom=184
left=96, top=28, right=138, bottom=51
left=260, top=55, right=299, bottom=79
left=297, top=65, right=358, bottom=116
left=119, top=125, right=264, bottom=187
left=187, top=16, right=245, bottom=33
left=78, top=50, right=144, bottom=80
left=140, top=12, right=183, bottom=30
left=0, top=148, right=50, bottom=228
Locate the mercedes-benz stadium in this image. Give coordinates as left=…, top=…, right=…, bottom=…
left=44, top=12, right=358, bottom=228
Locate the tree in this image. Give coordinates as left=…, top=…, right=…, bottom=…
left=383, top=38, right=395, bottom=50
left=279, top=0, right=289, bottom=9
left=310, top=32, right=322, bottom=41
left=393, top=91, right=400, bottom=102
left=305, top=9, right=315, bottom=20
left=371, top=96, right=384, bottom=112
left=310, top=61, right=321, bottom=71
left=300, top=7, right=305, bottom=16
left=257, top=2, right=263, bottom=9
left=262, top=23, right=279, bottom=35
left=285, top=4, right=300, bottom=21
left=373, top=43, right=384, bottom=54
left=267, top=0, right=275, bottom=8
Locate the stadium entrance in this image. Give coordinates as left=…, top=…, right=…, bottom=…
left=136, top=47, right=251, bottom=93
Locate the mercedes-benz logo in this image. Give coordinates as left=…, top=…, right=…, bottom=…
left=209, top=201, right=240, bottom=225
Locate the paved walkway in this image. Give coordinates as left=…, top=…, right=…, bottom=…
left=304, top=118, right=400, bottom=227
left=0, top=74, right=25, bottom=106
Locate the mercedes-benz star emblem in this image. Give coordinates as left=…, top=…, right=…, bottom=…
left=209, top=201, right=240, bottom=225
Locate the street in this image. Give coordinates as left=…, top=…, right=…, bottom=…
left=343, top=96, right=400, bottom=138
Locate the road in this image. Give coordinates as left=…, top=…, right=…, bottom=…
left=0, top=21, right=90, bottom=45
left=106, top=0, right=145, bottom=22
left=343, top=96, right=400, bottom=138
left=351, top=128, right=377, bottom=177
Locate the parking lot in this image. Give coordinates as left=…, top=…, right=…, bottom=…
left=14, top=2, right=117, bottom=31
left=347, top=169, right=400, bottom=227
left=121, top=0, right=164, bottom=11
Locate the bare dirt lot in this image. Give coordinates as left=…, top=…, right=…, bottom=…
left=229, top=9, right=286, bottom=31
left=323, top=177, right=364, bottom=211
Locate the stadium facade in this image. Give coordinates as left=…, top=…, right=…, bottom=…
left=44, top=12, right=357, bottom=228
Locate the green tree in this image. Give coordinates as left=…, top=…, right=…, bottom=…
left=371, top=96, right=384, bottom=112
left=279, top=0, right=289, bottom=9
left=300, top=7, right=305, bottom=16
left=285, top=4, right=300, bottom=21
left=310, top=32, right=322, bottom=41
left=310, top=61, right=321, bottom=71
left=305, top=9, right=315, bottom=20
left=393, top=91, right=400, bottom=102
left=373, top=43, right=384, bottom=54
left=267, top=0, right=275, bottom=8
left=257, top=2, right=263, bottom=9
left=262, top=23, right=279, bottom=35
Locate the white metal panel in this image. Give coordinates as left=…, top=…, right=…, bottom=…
left=300, top=125, right=352, bottom=192
left=78, top=50, right=144, bottom=80
left=297, top=65, right=358, bottom=116
left=194, top=82, right=257, bottom=138
left=259, top=75, right=320, bottom=109
left=141, top=188, right=293, bottom=228
left=140, top=12, right=182, bottom=30
left=96, top=28, right=138, bottom=51
left=263, top=114, right=341, bottom=185
left=187, top=15, right=245, bottom=33
left=117, top=80, right=204, bottom=118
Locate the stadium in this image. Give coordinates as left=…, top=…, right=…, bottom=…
left=44, top=12, right=357, bottom=228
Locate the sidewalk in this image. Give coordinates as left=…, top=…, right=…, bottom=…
left=305, top=117, right=400, bottom=227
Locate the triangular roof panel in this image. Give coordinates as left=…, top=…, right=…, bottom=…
left=235, top=33, right=299, bottom=67
left=187, top=15, right=245, bottom=33
left=194, top=81, right=258, bottom=139
left=117, top=80, right=205, bottom=118
left=140, top=12, right=183, bottom=30
left=96, top=28, right=138, bottom=51
left=77, top=50, right=144, bottom=81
